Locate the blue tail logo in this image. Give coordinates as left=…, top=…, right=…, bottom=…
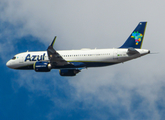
left=120, top=22, right=147, bottom=49
left=131, top=31, right=143, bottom=45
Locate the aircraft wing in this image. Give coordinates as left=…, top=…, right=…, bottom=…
left=47, top=36, right=69, bottom=66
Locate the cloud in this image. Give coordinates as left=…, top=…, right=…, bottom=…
left=68, top=65, right=165, bottom=119
left=1, top=0, right=165, bottom=119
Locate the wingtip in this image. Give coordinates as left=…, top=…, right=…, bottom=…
left=50, top=36, right=57, bottom=47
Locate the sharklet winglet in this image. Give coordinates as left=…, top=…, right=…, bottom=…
left=50, top=36, right=57, bottom=47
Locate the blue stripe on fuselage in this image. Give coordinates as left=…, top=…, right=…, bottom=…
left=15, top=62, right=117, bottom=70
left=83, top=62, right=117, bottom=67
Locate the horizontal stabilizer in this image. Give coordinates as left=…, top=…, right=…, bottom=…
left=127, top=48, right=139, bottom=55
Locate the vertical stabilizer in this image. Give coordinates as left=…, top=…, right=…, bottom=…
left=120, top=22, right=147, bottom=49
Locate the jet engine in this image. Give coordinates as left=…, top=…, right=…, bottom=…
left=33, top=62, right=51, bottom=72
left=59, top=69, right=80, bottom=76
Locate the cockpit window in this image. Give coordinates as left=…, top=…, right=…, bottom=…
left=12, top=56, right=16, bottom=60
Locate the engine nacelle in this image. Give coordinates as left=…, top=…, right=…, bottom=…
left=33, top=62, right=51, bottom=72
left=59, top=69, right=80, bottom=76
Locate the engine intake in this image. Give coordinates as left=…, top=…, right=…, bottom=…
left=33, top=62, right=51, bottom=72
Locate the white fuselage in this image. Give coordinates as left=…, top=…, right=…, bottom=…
left=6, top=48, right=150, bottom=69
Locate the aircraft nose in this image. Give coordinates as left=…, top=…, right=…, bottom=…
left=6, top=60, right=12, bottom=68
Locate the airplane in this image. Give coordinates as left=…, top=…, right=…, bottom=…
left=6, top=22, right=150, bottom=76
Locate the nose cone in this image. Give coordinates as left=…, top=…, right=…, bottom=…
left=6, top=60, right=13, bottom=69
left=6, top=60, right=10, bottom=68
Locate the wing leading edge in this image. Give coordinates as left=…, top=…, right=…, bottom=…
left=47, top=36, right=84, bottom=76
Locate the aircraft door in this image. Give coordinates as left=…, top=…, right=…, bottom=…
left=113, top=50, right=118, bottom=60
left=19, top=55, right=23, bottom=63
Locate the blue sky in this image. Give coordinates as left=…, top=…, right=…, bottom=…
left=1, top=0, right=165, bottom=120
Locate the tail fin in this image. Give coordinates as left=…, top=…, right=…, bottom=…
left=120, top=22, right=147, bottom=49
